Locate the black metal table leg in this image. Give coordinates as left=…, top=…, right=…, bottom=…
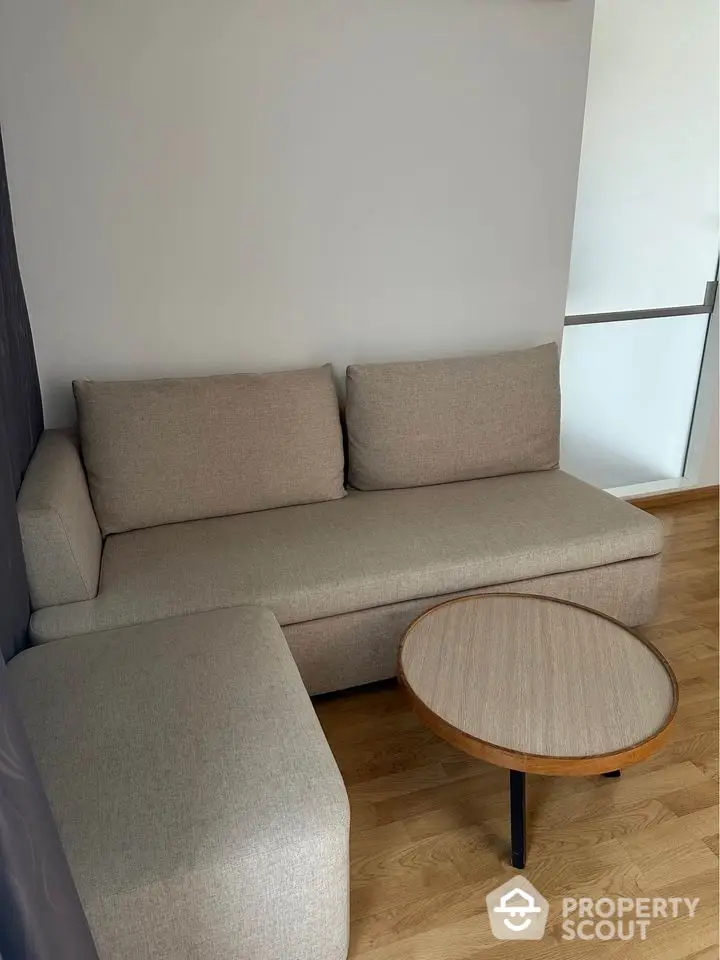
left=510, top=770, right=526, bottom=869
left=603, top=770, right=621, bottom=778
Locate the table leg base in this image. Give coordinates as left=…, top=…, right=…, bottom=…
left=510, top=770, right=526, bottom=869
left=507, top=768, right=621, bottom=867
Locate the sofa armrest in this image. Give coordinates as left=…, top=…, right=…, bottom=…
left=17, top=429, right=102, bottom=609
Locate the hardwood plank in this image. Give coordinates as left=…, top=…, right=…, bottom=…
left=660, top=778, right=719, bottom=817
left=629, top=485, right=718, bottom=510
left=703, top=835, right=719, bottom=857
left=619, top=809, right=719, bottom=886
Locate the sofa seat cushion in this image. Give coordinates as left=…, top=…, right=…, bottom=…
left=8, top=607, right=350, bottom=960
left=30, top=470, right=663, bottom=643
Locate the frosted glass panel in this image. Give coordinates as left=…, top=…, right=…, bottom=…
left=560, top=315, right=709, bottom=489
left=567, top=0, right=719, bottom=315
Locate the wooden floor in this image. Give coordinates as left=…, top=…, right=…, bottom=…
left=315, top=498, right=720, bottom=959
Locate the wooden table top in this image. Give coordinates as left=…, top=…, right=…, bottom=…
left=398, top=594, right=678, bottom=775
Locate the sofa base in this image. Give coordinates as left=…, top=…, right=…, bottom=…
left=284, top=556, right=662, bottom=695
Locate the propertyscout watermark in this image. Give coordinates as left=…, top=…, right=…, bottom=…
left=561, top=894, right=699, bottom=941
left=486, top=877, right=700, bottom=942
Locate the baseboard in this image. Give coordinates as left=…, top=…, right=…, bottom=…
left=629, top=485, right=719, bottom=510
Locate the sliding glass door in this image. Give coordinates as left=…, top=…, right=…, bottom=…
left=560, top=0, right=719, bottom=491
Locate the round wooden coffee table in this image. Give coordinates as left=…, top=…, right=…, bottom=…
left=398, top=594, right=678, bottom=868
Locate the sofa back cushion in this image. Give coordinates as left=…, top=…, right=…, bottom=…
left=74, top=365, right=345, bottom=534
left=345, top=343, right=560, bottom=491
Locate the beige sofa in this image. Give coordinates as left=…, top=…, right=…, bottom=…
left=12, top=342, right=663, bottom=959
left=19, top=345, right=663, bottom=694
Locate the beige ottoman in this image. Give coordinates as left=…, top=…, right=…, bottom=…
left=8, top=606, right=350, bottom=960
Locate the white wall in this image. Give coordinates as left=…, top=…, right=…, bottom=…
left=566, top=0, right=719, bottom=316
left=0, top=0, right=593, bottom=426
left=560, top=314, right=710, bottom=489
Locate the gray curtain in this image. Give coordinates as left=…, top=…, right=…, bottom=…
left=0, top=130, right=41, bottom=663
left=0, top=127, right=99, bottom=959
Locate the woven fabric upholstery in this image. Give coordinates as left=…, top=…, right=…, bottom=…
left=74, top=365, right=345, bottom=534
left=9, top=607, right=350, bottom=959
left=29, top=470, right=663, bottom=645
left=346, top=343, right=560, bottom=490
left=17, top=429, right=101, bottom=608
left=284, top=555, right=663, bottom=694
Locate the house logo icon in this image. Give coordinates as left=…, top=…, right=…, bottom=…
left=486, top=876, right=549, bottom=940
